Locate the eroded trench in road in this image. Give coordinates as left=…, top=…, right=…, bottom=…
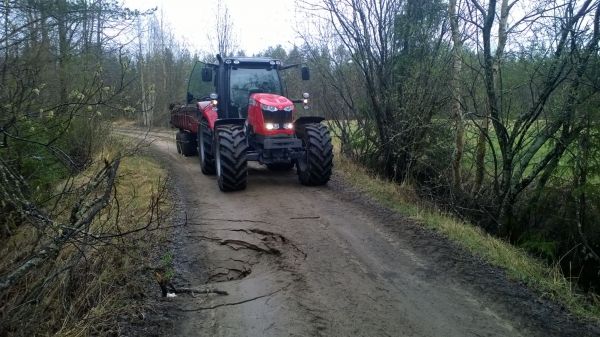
left=163, top=217, right=307, bottom=299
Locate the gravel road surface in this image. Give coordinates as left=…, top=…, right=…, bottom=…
left=123, top=129, right=599, bottom=337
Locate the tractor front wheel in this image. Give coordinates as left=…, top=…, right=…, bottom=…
left=198, top=121, right=216, bottom=175
left=297, top=123, right=333, bottom=186
left=215, top=125, right=248, bottom=192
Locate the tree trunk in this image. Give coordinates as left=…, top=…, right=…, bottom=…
left=473, top=117, right=488, bottom=192
left=160, top=11, right=167, bottom=127
left=474, top=0, right=510, bottom=193
left=56, top=0, right=69, bottom=107
left=449, top=0, right=464, bottom=191
left=136, top=19, right=148, bottom=126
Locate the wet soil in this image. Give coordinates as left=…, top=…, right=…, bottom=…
left=121, top=129, right=600, bottom=337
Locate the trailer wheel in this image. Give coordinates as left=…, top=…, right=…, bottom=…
left=198, top=121, right=216, bottom=175
left=215, top=125, right=247, bottom=192
left=267, top=162, right=294, bottom=171
left=297, top=123, right=333, bottom=186
left=175, top=131, right=182, bottom=154
left=178, top=130, right=197, bottom=157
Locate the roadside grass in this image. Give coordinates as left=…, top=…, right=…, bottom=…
left=56, top=148, right=170, bottom=336
left=0, top=138, right=170, bottom=336
left=334, top=154, right=600, bottom=321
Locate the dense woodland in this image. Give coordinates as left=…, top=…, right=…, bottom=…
left=0, top=0, right=599, bottom=334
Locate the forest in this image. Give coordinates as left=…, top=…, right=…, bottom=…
left=0, top=0, right=599, bottom=335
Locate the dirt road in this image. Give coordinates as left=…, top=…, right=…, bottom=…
left=127, top=129, right=598, bottom=337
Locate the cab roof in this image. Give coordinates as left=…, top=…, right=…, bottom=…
left=222, top=57, right=282, bottom=66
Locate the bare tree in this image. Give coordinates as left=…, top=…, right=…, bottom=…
left=462, top=0, right=600, bottom=235
left=449, top=0, right=465, bottom=190
left=133, top=8, right=196, bottom=127
left=0, top=1, right=165, bottom=332
left=300, top=0, right=449, bottom=180
left=211, top=0, right=238, bottom=57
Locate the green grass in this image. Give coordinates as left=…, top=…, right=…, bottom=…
left=462, top=120, right=600, bottom=183
left=328, top=118, right=600, bottom=184
left=335, top=154, right=600, bottom=321
left=54, top=152, right=169, bottom=336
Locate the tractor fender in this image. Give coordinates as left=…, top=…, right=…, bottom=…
left=201, top=104, right=218, bottom=130
left=294, top=116, right=325, bottom=126
left=294, top=116, right=326, bottom=138
left=214, top=118, right=246, bottom=129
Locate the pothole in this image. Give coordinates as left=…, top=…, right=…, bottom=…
left=198, top=227, right=305, bottom=282
left=153, top=226, right=306, bottom=301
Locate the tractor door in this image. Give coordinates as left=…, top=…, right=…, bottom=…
left=187, top=61, right=216, bottom=104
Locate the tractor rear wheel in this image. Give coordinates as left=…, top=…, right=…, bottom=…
left=215, top=125, right=247, bottom=192
left=297, top=123, right=333, bottom=186
left=198, top=121, right=216, bottom=175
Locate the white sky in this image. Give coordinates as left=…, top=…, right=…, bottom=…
left=122, top=0, right=303, bottom=55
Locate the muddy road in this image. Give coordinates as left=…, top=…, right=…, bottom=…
left=127, top=129, right=598, bottom=337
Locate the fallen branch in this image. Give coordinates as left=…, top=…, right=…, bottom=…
left=0, top=158, right=120, bottom=292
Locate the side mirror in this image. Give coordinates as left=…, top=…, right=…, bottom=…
left=201, top=67, right=213, bottom=82
left=301, top=66, right=310, bottom=81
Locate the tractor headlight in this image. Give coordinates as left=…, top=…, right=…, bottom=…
left=265, top=123, right=279, bottom=130
left=283, top=122, right=294, bottom=130
left=283, top=105, right=293, bottom=112
left=210, top=93, right=218, bottom=107
left=261, top=104, right=278, bottom=112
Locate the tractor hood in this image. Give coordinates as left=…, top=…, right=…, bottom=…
left=250, top=93, right=294, bottom=110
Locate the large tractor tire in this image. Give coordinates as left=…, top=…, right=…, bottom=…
left=177, top=130, right=197, bottom=157
left=198, top=120, right=216, bottom=175
left=297, top=123, right=333, bottom=186
left=215, top=125, right=248, bottom=192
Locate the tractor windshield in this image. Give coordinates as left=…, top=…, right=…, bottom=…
left=229, top=67, right=282, bottom=116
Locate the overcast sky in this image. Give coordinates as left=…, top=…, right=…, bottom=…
left=122, top=0, right=303, bottom=55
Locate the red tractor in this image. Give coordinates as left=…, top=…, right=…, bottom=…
left=170, top=55, right=333, bottom=192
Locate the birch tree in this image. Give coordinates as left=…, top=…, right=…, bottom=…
left=464, top=0, right=600, bottom=235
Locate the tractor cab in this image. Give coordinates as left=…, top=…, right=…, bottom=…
left=187, top=56, right=309, bottom=121
left=228, top=59, right=284, bottom=119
